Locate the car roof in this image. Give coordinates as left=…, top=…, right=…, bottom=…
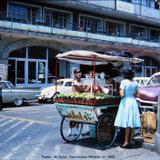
left=0, top=81, right=10, bottom=83
left=133, top=77, right=150, bottom=80
left=152, top=72, right=160, bottom=77
left=57, top=78, right=73, bottom=82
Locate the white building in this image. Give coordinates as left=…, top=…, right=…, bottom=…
left=0, top=0, right=160, bottom=87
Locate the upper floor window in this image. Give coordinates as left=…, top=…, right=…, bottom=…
left=150, top=29, right=160, bottom=42
left=106, top=21, right=125, bottom=37
left=45, top=9, right=71, bottom=29
left=132, top=0, right=155, bottom=8
left=8, top=3, right=28, bottom=19
left=121, top=0, right=131, bottom=2
left=79, top=15, right=102, bottom=33
left=130, top=25, right=147, bottom=40
left=8, top=3, right=40, bottom=23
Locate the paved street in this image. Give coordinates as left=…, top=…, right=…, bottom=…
left=0, top=103, right=159, bottom=160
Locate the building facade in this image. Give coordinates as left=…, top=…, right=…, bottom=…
left=0, top=0, right=160, bottom=87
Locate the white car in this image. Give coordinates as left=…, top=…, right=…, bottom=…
left=39, top=78, right=73, bottom=103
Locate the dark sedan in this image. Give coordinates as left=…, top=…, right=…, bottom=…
left=137, top=72, right=160, bottom=107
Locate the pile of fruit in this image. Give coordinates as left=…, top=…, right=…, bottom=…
left=55, top=93, right=121, bottom=106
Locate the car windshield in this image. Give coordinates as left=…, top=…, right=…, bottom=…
left=6, top=81, right=15, bottom=88
left=147, top=75, right=160, bottom=85
left=53, top=81, right=64, bottom=86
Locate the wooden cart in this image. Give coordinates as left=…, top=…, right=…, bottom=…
left=55, top=102, right=119, bottom=149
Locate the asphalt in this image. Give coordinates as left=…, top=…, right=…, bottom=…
left=0, top=103, right=159, bottom=160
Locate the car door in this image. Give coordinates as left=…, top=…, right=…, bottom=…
left=62, top=81, right=72, bottom=94
left=1, top=82, right=13, bottom=103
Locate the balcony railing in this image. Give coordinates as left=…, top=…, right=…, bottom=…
left=65, top=0, right=160, bottom=20
left=0, top=12, right=160, bottom=47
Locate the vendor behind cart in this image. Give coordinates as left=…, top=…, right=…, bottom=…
left=85, top=71, right=109, bottom=94
left=72, top=68, right=83, bottom=94
left=68, top=68, right=83, bottom=136
left=85, top=71, right=103, bottom=93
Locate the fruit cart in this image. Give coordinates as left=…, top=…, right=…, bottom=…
left=55, top=50, right=143, bottom=149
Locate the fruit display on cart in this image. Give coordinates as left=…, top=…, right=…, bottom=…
left=55, top=93, right=121, bottom=106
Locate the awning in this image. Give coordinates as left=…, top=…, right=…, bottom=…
left=56, top=50, right=144, bottom=66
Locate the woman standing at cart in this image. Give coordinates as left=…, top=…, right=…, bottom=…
left=114, top=68, right=141, bottom=148
left=68, top=68, right=83, bottom=136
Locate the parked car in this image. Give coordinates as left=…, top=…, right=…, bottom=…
left=39, top=78, right=73, bottom=103
left=0, top=81, right=40, bottom=107
left=137, top=72, right=160, bottom=107
left=133, top=77, right=150, bottom=86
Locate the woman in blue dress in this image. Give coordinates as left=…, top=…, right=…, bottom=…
left=114, top=68, right=141, bottom=148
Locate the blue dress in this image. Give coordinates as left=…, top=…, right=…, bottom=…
left=114, top=79, right=141, bottom=128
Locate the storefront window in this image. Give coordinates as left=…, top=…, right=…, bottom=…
left=48, top=48, right=58, bottom=81
left=28, top=62, right=36, bottom=84
left=28, top=46, right=46, bottom=59
left=8, top=60, right=16, bottom=85
left=132, top=56, right=159, bottom=77
left=38, top=62, right=45, bottom=83
left=9, top=47, right=26, bottom=58
left=17, top=61, right=25, bottom=83
left=132, top=65, right=143, bottom=77
left=8, top=46, right=61, bottom=87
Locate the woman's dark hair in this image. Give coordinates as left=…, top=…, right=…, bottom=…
left=122, top=68, right=135, bottom=79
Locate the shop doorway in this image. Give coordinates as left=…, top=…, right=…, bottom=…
left=28, top=60, right=46, bottom=84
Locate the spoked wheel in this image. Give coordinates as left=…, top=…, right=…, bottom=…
left=96, top=113, right=118, bottom=149
left=60, top=116, right=83, bottom=142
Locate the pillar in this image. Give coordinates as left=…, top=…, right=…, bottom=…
left=0, top=60, right=8, bottom=80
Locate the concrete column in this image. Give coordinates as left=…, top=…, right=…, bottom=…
left=0, top=60, right=8, bottom=80
left=155, top=96, right=160, bottom=154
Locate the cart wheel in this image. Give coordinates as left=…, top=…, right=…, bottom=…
left=96, top=113, right=118, bottom=149
left=60, top=117, right=83, bottom=143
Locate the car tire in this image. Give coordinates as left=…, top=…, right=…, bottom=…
left=39, top=99, right=44, bottom=103
left=14, top=98, right=24, bottom=107
left=39, top=99, right=47, bottom=103
left=0, top=96, right=3, bottom=111
left=51, top=92, right=59, bottom=103
left=0, top=104, right=2, bottom=111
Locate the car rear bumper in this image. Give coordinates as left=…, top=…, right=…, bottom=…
left=136, top=98, right=158, bottom=105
